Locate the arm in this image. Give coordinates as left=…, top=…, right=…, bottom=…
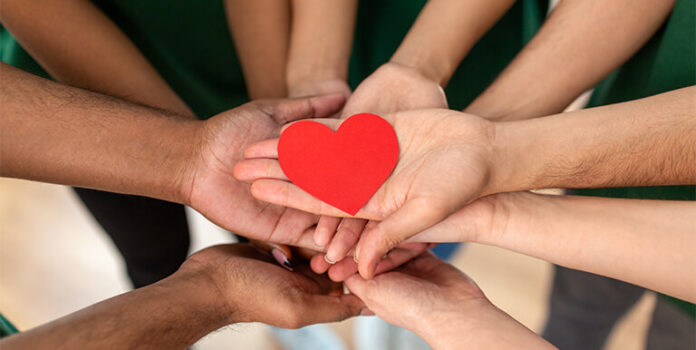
left=339, top=0, right=513, bottom=117
left=0, top=0, right=194, bottom=116
left=236, top=86, right=695, bottom=278
left=492, top=86, right=696, bottom=191
left=465, top=0, right=677, bottom=120
left=224, top=0, right=290, bottom=99
left=0, top=62, right=196, bottom=203
left=344, top=252, right=555, bottom=350
left=1, top=62, right=350, bottom=249
left=0, top=268, right=227, bottom=349
left=0, top=244, right=363, bottom=349
left=285, top=0, right=357, bottom=98
left=390, top=0, right=515, bottom=87
left=414, top=192, right=696, bottom=303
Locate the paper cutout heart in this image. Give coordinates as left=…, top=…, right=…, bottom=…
left=278, top=113, right=399, bottom=215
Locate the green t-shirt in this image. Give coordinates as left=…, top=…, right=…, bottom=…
left=0, top=0, right=547, bottom=117
left=576, top=0, right=695, bottom=318
left=0, top=313, right=18, bottom=338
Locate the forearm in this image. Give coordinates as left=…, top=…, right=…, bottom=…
left=421, top=301, right=554, bottom=350
left=0, top=0, right=194, bottom=117
left=390, top=0, right=514, bottom=87
left=465, top=0, right=676, bottom=120
left=0, top=271, right=230, bottom=349
left=0, top=63, right=198, bottom=203
left=224, top=0, right=290, bottom=99
left=286, top=0, right=357, bottom=96
left=490, top=87, right=696, bottom=192
left=481, top=192, right=696, bottom=302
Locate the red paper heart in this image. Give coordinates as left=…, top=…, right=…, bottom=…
left=278, top=113, right=399, bottom=215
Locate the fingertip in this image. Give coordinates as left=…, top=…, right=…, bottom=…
left=310, top=253, right=330, bottom=274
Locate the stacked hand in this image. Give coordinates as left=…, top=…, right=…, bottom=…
left=344, top=251, right=554, bottom=349
left=234, top=109, right=497, bottom=278
left=176, top=243, right=364, bottom=328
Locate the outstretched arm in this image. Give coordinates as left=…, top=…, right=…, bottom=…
left=0, top=244, right=363, bottom=349
left=224, top=0, right=290, bottom=99
left=340, top=0, right=514, bottom=117
left=237, top=86, right=696, bottom=278
left=285, top=0, right=357, bottom=98
left=414, top=192, right=696, bottom=303
left=0, top=62, right=196, bottom=203
left=465, top=0, right=677, bottom=120
left=0, top=0, right=194, bottom=116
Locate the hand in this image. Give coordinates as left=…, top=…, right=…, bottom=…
left=183, top=94, right=346, bottom=248
left=341, top=62, right=448, bottom=117
left=344, top=252, right=553, bottom=350
left=287, top=77, right=351, bottom=101
left=178, top=243, right=364, bottom=328
left=315, top=242, right=435, bottom=282
left=234, top=109, right=497, bottom=278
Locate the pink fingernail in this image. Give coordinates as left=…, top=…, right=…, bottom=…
left=272, top=249, right=294, bottom=271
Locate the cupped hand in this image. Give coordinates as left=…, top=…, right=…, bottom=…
left=344, top=252, right=553, bottom=350
left=234, top=109, right=496, bottom=278
left=341, top=62, right=448, bottom=118
left=183, top=94, right=346, bottom=249
left=181, top=243, right=364, bottom=328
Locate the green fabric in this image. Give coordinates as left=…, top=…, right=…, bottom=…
left=576, top=0, right=695, bottom=318
left=350, top=0, right=548, bottom=110
left=1, top=0, right=546, bottom=116
left=0, top=313, right=18, bottom=338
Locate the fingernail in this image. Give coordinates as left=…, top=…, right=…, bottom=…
left=353, top=255, right=359, bottom=264
left=360, top=308, right=375, bottom=316
left=272, top=249, right=294, bottom=271
left=324, top=254, right=337, bottom=265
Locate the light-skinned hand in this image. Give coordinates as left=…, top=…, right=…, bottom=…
left=233, top=109, right=497, bottom=278
left=344, top=252, right=555, bottom=349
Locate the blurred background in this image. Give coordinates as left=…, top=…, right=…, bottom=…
left=0, top=170, right=657, bottom=350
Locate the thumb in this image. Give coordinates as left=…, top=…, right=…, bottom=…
left=280, top=117, right=343, bottom=134
left=269, top=93, right=346, bottom=124
left=293, top=293, right=364, bottom=326
left=356, top=198, right=451, bottom=279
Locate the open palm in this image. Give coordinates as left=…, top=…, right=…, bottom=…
left=234, top=109, right=496, bottom=278
left=183, top=95, right=345, bottom=248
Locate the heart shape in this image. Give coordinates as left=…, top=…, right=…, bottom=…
left=278, top=113, right=399, bottom=215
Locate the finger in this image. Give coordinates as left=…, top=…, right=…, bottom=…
left=264, top=209, right=320, bottom=250
left=233, top=159, right=287, bottom=182
left=373, top=243, right=430, bottom=276
left=314, top=216, right=341, bottom=248
left=250, top=241, right=294, bottom=272
left=325, top=218, right=367, bottom=264
left=311, top=253, right=331, bottom=274
left=250, top=179, right=376, bottom=218
left=279, top=117, right=342, bottom=134
left=356, top=199, right=449, bottom=279
left=330, top=243, right=429, bottom=282
left=243, top=139, right=279, bottom=159
left=264, top=93, right=346, bottom=124
left=327, top=257, right=359, bottom=282
left=291, top=293, right=364, bottom=327
left=343, top=274, right=374, bottom=301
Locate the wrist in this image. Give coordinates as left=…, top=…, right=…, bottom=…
left=390, top=50, right=451, bottom=87
left=486, top=120, right=540, bottom=195
left=170, top=119, right=206, bottom=206
left=419, top=299, right=500, bottom=349
left=151, top=267, right=235, bottom=341
left=286, top=76, right=350, bottom=99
